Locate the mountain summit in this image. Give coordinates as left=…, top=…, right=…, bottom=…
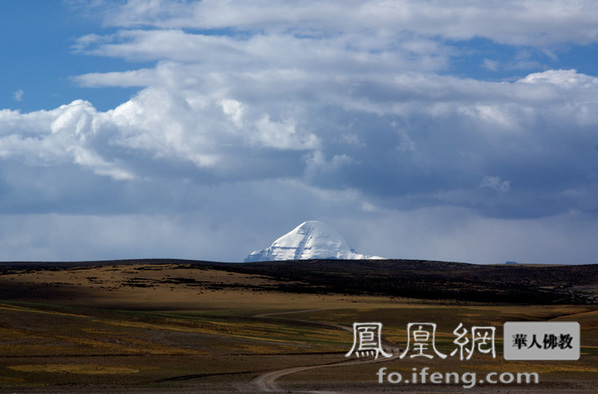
left=244, top=221, right=384, bottom=262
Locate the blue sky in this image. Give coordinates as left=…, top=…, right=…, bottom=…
left=1, top=0, right=598, bottom=264
left=0, top=0, right=143, bottom=111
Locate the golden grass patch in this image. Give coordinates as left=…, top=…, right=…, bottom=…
left=0, top=377, right=26, bottom=384
left=0, top=302, right=88, bottom=318
left=8, top=364, right=139, bottom=375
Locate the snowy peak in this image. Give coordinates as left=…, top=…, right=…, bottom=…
left=270, top=221, right=353, bottom=261
left=245, top=221, right=384, bottom=262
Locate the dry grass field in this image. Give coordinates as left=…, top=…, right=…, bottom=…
left=0, top=260, right=596, bottom=392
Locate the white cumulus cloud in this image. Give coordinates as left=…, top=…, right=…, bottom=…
left=1, top=0, right=598, bottom=262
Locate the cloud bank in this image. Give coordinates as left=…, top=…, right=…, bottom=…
left=1, top=0, right=598, bottom=263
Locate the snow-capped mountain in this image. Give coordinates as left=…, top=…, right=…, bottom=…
left=244, top=220, right=385, bottom=262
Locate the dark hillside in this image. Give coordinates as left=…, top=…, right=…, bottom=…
left=207, top=259, right=598, bottom=304
left=1, top=259, right=596, bottom=304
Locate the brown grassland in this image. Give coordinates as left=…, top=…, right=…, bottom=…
left=0, top=259, right=596, bottom=392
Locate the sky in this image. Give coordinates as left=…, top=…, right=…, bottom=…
left=1, top=0, right=598, bottom=264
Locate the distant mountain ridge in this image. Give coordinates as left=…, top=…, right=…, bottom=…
left=245, top=220, right=384, bottom=262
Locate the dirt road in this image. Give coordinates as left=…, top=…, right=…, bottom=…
left=249, top=309, right=401, bottom=392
